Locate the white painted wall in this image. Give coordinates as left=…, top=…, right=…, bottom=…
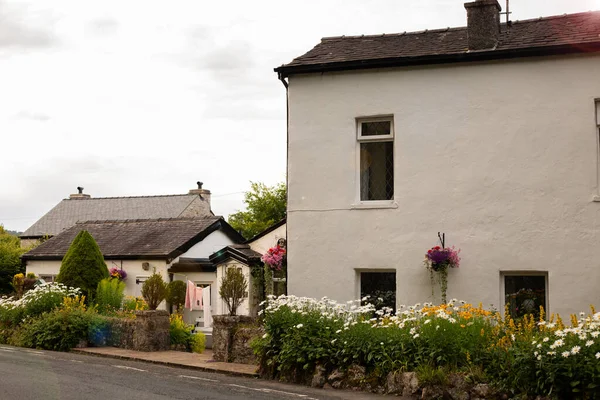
left=177, top=230, right=235, bottom=259
left=26, top=259, right=170, bottom=309
left=287, top=53, right=600, bottom=318
left=249, top=224, right=286, bottom=255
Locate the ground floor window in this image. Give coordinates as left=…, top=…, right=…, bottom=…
left=359, top=271, right=396, bottom=312
left=503, top=273, right=547, bottom=320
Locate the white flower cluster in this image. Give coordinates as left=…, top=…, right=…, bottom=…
left=260, top=296, right=477, bottom=340
left=0, top=282, right=80, bottom=310
left=535, top=312, right=600, bottom=360
left=260, top=295, right=376, bottom=326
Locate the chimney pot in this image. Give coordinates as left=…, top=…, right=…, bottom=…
left=70, top=186, right=90, bottom=200
left=464, top=0, right=502, bottom=51
left=188, top=182, right=211, bottom=209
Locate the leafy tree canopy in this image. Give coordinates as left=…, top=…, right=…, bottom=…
left=0, top=225, right=27, bottom=295
left=56, top=230, right=109, bottom=300
left=228, top=181, right=286, bottom=239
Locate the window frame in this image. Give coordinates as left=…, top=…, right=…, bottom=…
left=355, top=115, right=395, bottom=204
left=355, top=268, right=397, bottom=312
left=500, top=271, right=549, bottom=318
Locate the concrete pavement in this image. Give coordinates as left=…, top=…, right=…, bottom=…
left=73, top=347, right=258, bottom=377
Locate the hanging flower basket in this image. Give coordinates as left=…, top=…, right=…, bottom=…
left=261, top=245, right=286, bottom=271
left=424, top=245, right=460, bottom=304
left=109, top=267, right=128, bottom=281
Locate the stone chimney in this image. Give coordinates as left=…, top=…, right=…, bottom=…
left=464, top=0, right=501, bottom=51
left=188, top=181, right=211, bottom=207
left=69, top=186, right=91, bottom=200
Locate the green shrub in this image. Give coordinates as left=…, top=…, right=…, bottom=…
left=95, top=278, right=125, bottom=313
left=169, top=313, right=205, bottom=353
left=56, top=230, right=109, bottom=299
left=255, top=296, right=600, bottom=398
left=141, top=273, right=167, bottom=310
left=189, top=332, right=206, bottom=354
left=416, top=364, right=449, bottom=387
left=122, top=296, right=148, bottom=311
left=15, top=296, right=108, bottom=351
left=219, top=267, right=247, bottom=316
left=170, top=313, right=193, bottom=346
left=166, top=280, right=186, bottom=312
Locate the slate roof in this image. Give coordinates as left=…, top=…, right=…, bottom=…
left=21, top=194, right=206, bottom=238
left=209, top=244, right=263, bottom=265
left=275, top=11, right=600, bottom=77
left=22, top=217, right=244, bottom=260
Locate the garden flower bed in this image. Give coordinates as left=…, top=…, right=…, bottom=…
left=252, top=295, right=600, bottom=399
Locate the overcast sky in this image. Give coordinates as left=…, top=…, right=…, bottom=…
left=1, top=0, right=597, bottom=232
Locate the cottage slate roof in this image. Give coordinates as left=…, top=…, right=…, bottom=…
left=275, top=11, right=600, bottom=76
left=21, top=194, right=208, bottom=238
left=209, top=244, right=263, bottom=265
left=22, top=217, right=243, bottom=260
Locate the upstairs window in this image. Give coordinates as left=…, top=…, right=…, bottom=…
left=358, top=117, right=394, bottom=201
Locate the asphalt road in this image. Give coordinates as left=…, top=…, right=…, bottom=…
left=0, top=346, right=385, bottom=400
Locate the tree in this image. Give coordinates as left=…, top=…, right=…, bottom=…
left=56, top=230, right=109, bottom=300
left=0, top=225, right=27, bottom=295
left=166, top=280, right=187, bottom=313
left=219, top=267, right=248, bottom=316
left=142, top=273, right=167, bottom=310
left=228, top=181, right=286, bottom=239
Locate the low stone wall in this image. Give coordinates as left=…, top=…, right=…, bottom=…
left=212, top=315, right=262, bottom=364
left=107, top=310, right=170, bottom=352
left=308, top=366, right=496, bottom=399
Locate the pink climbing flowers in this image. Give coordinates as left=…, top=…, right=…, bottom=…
left=262, top=245, right=286, bottom=271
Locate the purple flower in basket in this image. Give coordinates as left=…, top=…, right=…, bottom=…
left=109, top=267, right=127, bottom=281
left=425, top=246, right=460, bottom=271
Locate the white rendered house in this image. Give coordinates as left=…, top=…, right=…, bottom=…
left=276, top=0, right=600, bottom=317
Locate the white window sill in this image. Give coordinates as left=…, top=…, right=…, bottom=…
left=351, top=201, right=398, bottom=210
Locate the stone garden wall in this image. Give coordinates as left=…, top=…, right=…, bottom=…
left=107, top=310, right=169, bottom=352
left=212, top=315, right=262, bottom=364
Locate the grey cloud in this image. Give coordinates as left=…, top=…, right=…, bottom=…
left=87, top=17, right=120, bottom=36
left=0, top=1, right=56, bottom=48
left=12, top=110, right=51, bottom=122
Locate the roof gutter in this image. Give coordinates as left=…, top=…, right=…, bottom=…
left=274, top=41, right=600, bottom=78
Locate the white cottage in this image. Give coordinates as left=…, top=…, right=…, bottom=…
left=276, top=1, right=600, bottom=317
left=22, top=217, right=244, bottom=338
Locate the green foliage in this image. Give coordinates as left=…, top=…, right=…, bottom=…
left=166, top=280, right=187, bottom=312
left=141, top=273, right=167, bottom=310
left=56, top=230, right=109, bottom=299
left=415, top=364, right=449, bottom=387
left=95, top=278, right=125, bottom=314
left=219, top=267, right=247, bottom=316
left=0, top=225, right=28, bottom=295
left=13, top=297, right=108, bottom=351
left=169, top=313, right=205, bottom=353
left=228, top=181, right=286, bottom=239
left=122, top=296, right=148, bottom=311
left=189, top=332, right=206, bottom=354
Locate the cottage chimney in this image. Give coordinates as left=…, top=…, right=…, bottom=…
left=188, top=181, right=211, bottom=207
left=464, top=0, right=502, bottom=51
left=69, top=186, right=91, bottom=199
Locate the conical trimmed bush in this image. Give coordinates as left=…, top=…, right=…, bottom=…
left=56, top=230, right=109, bottom=299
